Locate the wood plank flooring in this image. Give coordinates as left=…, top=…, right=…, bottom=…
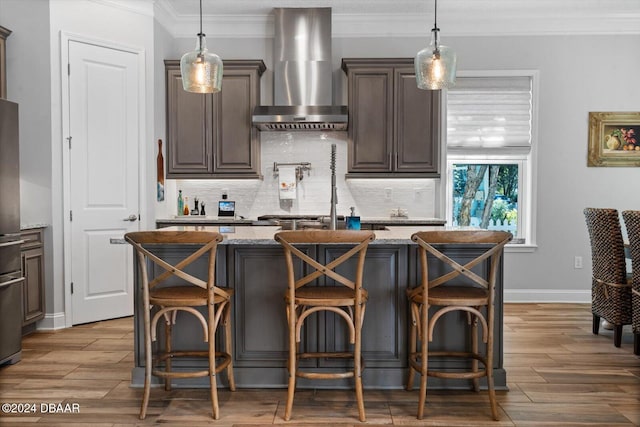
left=0, top=303, right=638, bottom=426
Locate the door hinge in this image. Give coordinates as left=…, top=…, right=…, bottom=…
left=70, top=282, right=74, bottom=294
left=68, top=63, right=70, bottom=76
left=69, top=210, right=73, bottom=221
left=66, top=136, right=72, bottom=149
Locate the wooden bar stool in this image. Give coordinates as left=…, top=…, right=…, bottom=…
left=274, top=230, right=376, bottom=422
left=125, top=230, right=235, bottom=420
left=406, top=230, right=511, bottom=420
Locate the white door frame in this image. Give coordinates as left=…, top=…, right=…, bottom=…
left=61, top=31, right=147, bottom=327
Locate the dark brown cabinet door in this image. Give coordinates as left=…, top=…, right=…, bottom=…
left=166, top=66, right=213, bottom=175
left=165, top=60, right=265, bottom=178
left=395, top=67, right=440, bottom=173
left=214, top=64, right=262, bottom=175
left=20, top=229, right=45, bottom=327
left=346, top=67, right=393, bottom=172
left=342, top=58, right=441, bottom=177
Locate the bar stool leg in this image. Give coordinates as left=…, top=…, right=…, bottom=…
left=284, top=304, right=296, bottom=421
left=223, top=301, right=236, bottom=391
left=164, top=318, right=172, bottom=391
left=140, top=310, right=152, bottom=420
left=354, top=306, right=366, bottom=422
left=209, top=315, right=220, bottom=420
left=406, top=304, right=417, bottom=391
left=417, top=301, right=430, bottom=420
left=470, top=310, right=480, bottom=392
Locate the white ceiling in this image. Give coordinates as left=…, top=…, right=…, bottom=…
left=117, top=0, right=640, bottom=37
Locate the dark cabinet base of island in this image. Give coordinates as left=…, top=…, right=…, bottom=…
left=131, top=242, right=506, bottom=390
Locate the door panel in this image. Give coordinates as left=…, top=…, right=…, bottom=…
left=68, top=40, right=139, bottom=324
left=166, top=67, right=213, bottom=174
left=395, top=68, right=440, bottom=173
left=347, top=68, right=393, bottom=172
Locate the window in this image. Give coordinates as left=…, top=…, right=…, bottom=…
left=445, top=72, right=537, bottom=248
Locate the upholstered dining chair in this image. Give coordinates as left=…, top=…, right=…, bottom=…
left=622, top=210, right=640, bottom=355
left=583, top=208, right=632, bottom=348
left=406, top=230, right=512, bottom=420
left=125, top=230, right=235, bottom=419
left=274, top=230, right=375, bottom=422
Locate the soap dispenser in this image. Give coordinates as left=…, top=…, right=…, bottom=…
left=346, top=206, right=361, bottom=230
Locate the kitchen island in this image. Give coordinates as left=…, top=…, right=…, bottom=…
left=130, top=226, right=507, bottom=390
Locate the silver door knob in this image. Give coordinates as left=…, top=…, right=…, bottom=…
left=123, top=214, right=138, bottom=222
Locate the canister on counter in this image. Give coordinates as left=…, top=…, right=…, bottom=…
left=346, top=206, right=361, bottom=230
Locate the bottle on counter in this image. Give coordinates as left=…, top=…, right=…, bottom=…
left=183, top=196, right=190, bottom=216
left=177, top=190, right=184, bottom=216
left=156, top=139, right=165, bottom=202
left=200, top=202, right=206, bottom=216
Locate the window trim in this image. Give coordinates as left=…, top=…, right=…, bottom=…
left=444, top=70, right=539, bottom=249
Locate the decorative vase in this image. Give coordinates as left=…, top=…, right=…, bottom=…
left=605, top=134, right=621, bottom=150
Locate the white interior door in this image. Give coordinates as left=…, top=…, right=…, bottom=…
left=68, top=40, right=139, bottom=325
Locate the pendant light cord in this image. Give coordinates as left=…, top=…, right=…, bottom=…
left=433, top=0, right=439, bottom=32
left=199, top=0, right=203, bottom=36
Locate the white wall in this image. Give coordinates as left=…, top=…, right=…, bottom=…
left=0, top=0, right=54, bottom=318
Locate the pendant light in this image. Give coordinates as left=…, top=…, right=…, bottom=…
left=415, top=0, right=456, bottom=90
left=180, top=0, right=222, bottom=93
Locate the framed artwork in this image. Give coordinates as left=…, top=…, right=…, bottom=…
left=588, top=112, right=640, bottom=167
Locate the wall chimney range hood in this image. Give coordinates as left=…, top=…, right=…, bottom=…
left=252, top=8, right=348, bottom=131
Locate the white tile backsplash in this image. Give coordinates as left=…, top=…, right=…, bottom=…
left=168, top=131, right=437, bottom=219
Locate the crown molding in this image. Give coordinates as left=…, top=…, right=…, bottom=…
left=88, top=0, right=155, bottom=17
left=152, top=0, right=640, bottom=39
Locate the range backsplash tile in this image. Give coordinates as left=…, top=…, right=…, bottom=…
left=170, top=131, right=436, bottom=219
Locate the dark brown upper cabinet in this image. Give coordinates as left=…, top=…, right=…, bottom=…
left=165, top=59, right=266, bottom=179
left=341, top=58, right=441, bottom=177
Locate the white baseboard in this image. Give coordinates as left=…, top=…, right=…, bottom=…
left=505, top=289, right=591, bottom=303
left=37, top=312, right=67, bottom=330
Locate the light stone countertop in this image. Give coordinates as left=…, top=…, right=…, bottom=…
left=155, top=225, right=446, bottom=245
left=156, top=216, right=446, bottom=226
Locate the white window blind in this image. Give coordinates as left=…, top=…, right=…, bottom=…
left=447, top=76, right=532, bottom=150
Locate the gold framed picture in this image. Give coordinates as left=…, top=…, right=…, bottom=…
left=588, top=112, right=640, bottom=167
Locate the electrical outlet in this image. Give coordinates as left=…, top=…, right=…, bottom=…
left=384, top=188, right=392, bottom=200
left=574, top=256, right=583, bottom=269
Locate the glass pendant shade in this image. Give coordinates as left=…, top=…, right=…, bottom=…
left=415, top=0, right=456, bottom=90
left=415, top=29, right=456, bottom=90
left=181, top=34, right=222, bottom=93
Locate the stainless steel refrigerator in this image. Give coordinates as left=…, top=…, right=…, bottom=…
left=0, top=98, right=23, bottom=365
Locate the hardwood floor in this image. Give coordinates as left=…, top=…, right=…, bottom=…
left=0, top=303, right=638, bottom=426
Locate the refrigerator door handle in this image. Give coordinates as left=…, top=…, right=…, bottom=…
left=0, top=239, right=25, bottom=248
left=0, top=276, right=25, bottom=289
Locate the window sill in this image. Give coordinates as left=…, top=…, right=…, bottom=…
left=505, top=244, right=538, bottom=253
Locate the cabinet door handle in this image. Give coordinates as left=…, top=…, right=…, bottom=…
left=110, top=238, right=127, bottom=245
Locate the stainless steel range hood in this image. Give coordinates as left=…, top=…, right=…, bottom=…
left=252, top=8, right=348, bottom=131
